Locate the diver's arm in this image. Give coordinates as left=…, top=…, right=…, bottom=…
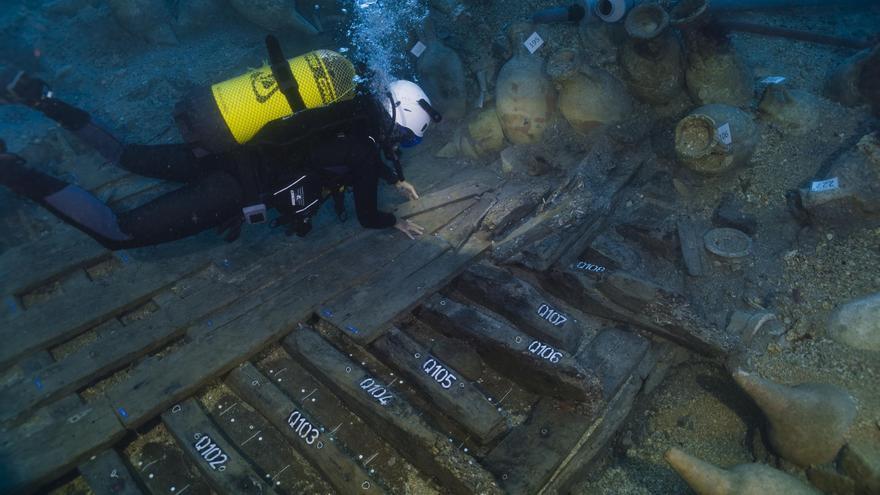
left=351, top=159, right=397, bottom=229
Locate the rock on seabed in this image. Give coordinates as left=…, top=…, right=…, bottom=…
left=828, top=292, right=880, bottom=352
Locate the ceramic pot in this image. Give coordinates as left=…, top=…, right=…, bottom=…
left=495, top=23, right=556, bottom=144
left=682, top=27, right=754, bottom=107
left=675, top=103, right=757, bottom=174
left=436, top=107, right=506, bottom=159
left=619, top=4, right=685, bottom=104
left=416, top=21, right=468, bottom=121
left=547, top=50, right=632, bottom=133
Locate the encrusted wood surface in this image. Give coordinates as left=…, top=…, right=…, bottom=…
left=0, top=167, right=682, bottom=494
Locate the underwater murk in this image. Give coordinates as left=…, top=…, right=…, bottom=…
left=0, top=0, right=879, bottom=494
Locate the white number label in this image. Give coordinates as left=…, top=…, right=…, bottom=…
left=810, top=177, right=839, bottom=192
left=761, top=76, right=787, bottom=84
left=524, top=32, right=544, bottom=54
left=287, top=410, right=321, bottom=445
left=537, top=304, right=568, bottom=327
left=410, top=41, right=427, bottom=57
left=421, top=358, right=458, bottom=389
left=528, top=341, right=563, bottom=364
left=716, top=123, right=732, bottom=145
left=193, top=434, right=229, bottom=470
left=359, top=377, right=394, bottom=406
left=575, top=261, right=606, bottom=273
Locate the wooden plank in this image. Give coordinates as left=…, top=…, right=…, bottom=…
left=418, top=294, right=602, bottom=403
left=320, top=235, right=451, bottom=340
left=253, top=350, right=425, bottom=493
left=79, top=449, right=145, bottom=495
left=162, top=398, right=278, bottom=495
left=0, top=205, right=350, bottom=369
left=494, top=137, right=648, bottom=272
left=226, top=363, right=386, bottom=494
left=102, top=221, right=435, bottom=428
left=371, top=327, right=509, bottom=444
left=1, top=243, right=303, bottom=424
left=481, top=180, right=551, bottom=239
left=123, top=426, right=213, bottom=495
left=454, top=262, right=591, bottom=353
left=202, top=386, right=335, bottom=494
left=0, top=168, right=166, bottom=299
left=393, top=173, right=500, bottom=219
left=329, top=233, right=491, bottom=345
left=0, top=271, right=213, bottom=424
left=539, top=345, right=668, bottom=493
left=540, top=267, right=734, bottom=357
left=283, top=326, right=502, bottom=495
left=0, top=211, right=369, bottom=421
left=437, top=194, right=496, bottom=250
left=0, top=350, right=53, bottom=389
left=577, top=329, right=650, bottom=399
left=0, top=231, right=108, bottom=298
left=0, top=234, right=223, bottom=369
left=677, top=217, right=708, bottom=277
left=483, top=397, right=598, bottom=494
left=0, top=397, right=126, bottom=494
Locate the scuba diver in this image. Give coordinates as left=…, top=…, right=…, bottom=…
left=0, top=46, right=440, bottom=250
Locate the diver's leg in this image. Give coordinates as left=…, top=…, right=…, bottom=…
left=117, top=144, right=217, bottom=182
left=3, top=69, right=217, bottom=182
left=1, top=151, right=243, bottom=249
left=3, top=69, right=124, bottom=163
left=114, top=171, right=244, bottom=246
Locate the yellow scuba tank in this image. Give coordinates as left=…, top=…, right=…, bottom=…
left=174, top=48, right=357, bottom=154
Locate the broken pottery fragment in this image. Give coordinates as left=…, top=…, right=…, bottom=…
left=107, top=0, right=178, bottom=45
left=828, top=292, right=880, bottom=352
left=733, top=370, right=857, bottom=467
left=227, top=0, right=320, bottom=35
left=704, top=227, right=752, bottom=260
left=675, top=104, right=757, bottom=175
left=757, top=84, right=820, bottom=135
left=665, top=448, right=822, bottom=495
left=495, top=23, right=555, bottom=144
left=547, top=50, right=632, bottom=134
left=840, top=440, right=880, bottom=495
left=797, top=133, right=880, bottom=223
left=824, top=44, right=880, bottom=111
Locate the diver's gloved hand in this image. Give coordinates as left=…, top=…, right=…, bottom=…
left=394, top=218, right=425, bottom=240
left=1, top=69, right=49, bottom=106
left=216, top=214, right=244, bottom=242
left=395, top=180, right=419, bottom=201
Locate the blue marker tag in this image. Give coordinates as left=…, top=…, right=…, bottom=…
left=345, top=325, right=360, bottom=334
left=116, top=251, right=131, bottom=264
left=118, top=407, right=128, bottom=418
left=34, top=378, right=43, bottom=390
left=321, top=308, right=334, bottom=318
left=5, top=296, right=19, bottom=315
left=221, top=259, right=231, bottom=269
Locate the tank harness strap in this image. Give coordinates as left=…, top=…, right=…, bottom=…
left=329, top=185, right=347, bottom=222
left=265, top=35, right=306, bottom=114
left=232, top=151, right=268, bottom=224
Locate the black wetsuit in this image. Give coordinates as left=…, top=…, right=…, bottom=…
left=0, top=95, right=402, bottom=250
